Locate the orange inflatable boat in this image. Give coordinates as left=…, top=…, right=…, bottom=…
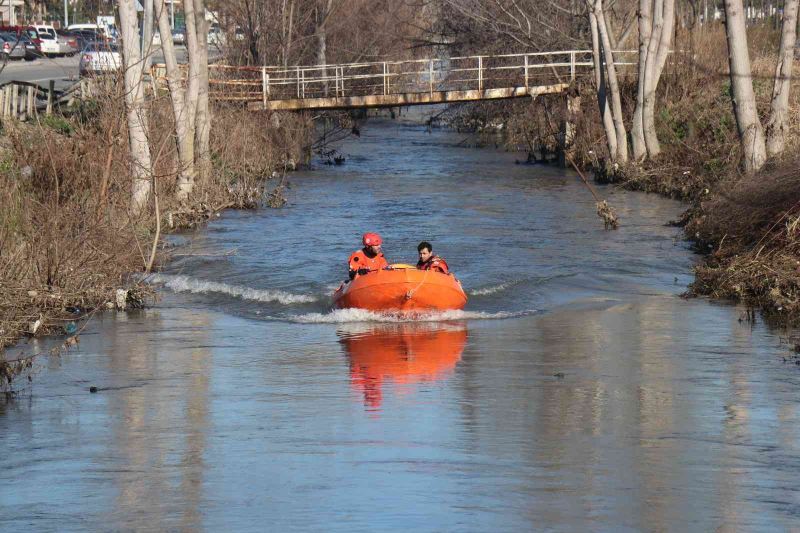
left=333, top=264, right=467, bottom=312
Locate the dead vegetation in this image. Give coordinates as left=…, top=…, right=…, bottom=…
left=0, top=74, right=313, bottom=389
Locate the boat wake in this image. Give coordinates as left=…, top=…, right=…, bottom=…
left=469, top=282, right=514, bottom=296
left=289, top=307, right=534, bottom=324
left=147, top=274, right=318, bottom=305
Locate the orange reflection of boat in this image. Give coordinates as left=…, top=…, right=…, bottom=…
left=338, top=322, right=468, bottom=410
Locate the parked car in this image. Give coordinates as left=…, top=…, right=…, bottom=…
left=171, top=26, right=186, bottom=45
left=0, top=31, right=39, bottom=60
left=33, top=25, right=62, bottom=56
left=56, top=30, right=79, bottom=56
left=79, top=42, right=121, bottom=77
left=208, top=24, right=225, bottom=46
left=0, top=34, right=28, bottom=60
left=61, top=29, right=96, bottom=53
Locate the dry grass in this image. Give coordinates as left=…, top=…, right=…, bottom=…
left=0, top=74, right=313, bottom=390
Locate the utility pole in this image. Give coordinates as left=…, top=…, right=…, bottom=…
left=64, top=0, right=69, bottom=26
left=170, top=0, right=175, bottom=28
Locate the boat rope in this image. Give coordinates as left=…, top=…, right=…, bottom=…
left=405, top=267, right=430, bottom=300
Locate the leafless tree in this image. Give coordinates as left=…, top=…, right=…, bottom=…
left=118, top=0, right=153, bottom=213
left=631, top=0, right=675, bottom=160
left=765, top=0, right=798, bottom=156
left=723, top=0, right=767, bottom=173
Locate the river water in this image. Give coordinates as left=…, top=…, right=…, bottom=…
left=2, top=121, right=800, bottom=531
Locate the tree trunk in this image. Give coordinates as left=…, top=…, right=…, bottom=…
left=723, top=0, right=767, bottom=173
left=118, top=0, right=153, bottom=214
left=179, top=0, right=202, bottom=200
left=194, top=0, right=211, bottom=183
left=156, top=0, right=194, bottom=192
left=595, top=0, right=629, bottom=163
left=590, top=9, right=618, bottom=159
left=316, top=0, right=334, bottom=96
left=642, top=0, right=675, bottom=157
left=766, top=0, right=799, bottom=156
left=632, top=0, right=652, bottom=161
left=142, top=0, right=155, bottom=73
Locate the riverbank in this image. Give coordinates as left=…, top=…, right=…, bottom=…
left=0, top=95, right=312, bottom=386
left=448, top=26, right=800, bottom=325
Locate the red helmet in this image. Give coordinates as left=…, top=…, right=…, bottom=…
left=362, top=232, right=382, bottom=246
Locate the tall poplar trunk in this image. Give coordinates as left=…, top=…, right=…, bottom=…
left=156, top=0, right=193, bottom=191
left=316, top=0, right=334, bottom=96
left=178, top=0, right=201, bottom=200
left=194, top=0, right=211, bottom=182
left=765, top=0, right=799, bottom=156
left=642, top=0, right=675, bottom=157
left=118, top=0, right=153, bottom=214
left=142, top=0, right=155, bottom=73
left=590, top=9, right=618, bottom=159
left=632, top=0, right=652, bottom=160
left=723, top=0, right=767, bottom=173
left=594, top=0, right=629, bottom=163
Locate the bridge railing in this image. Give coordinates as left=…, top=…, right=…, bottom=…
left=155, top=50, right=637, bottom=104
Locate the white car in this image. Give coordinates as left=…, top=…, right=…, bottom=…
left=79, top=42, right=121, bottom=76
left=34, top=26, right=60, bottom=56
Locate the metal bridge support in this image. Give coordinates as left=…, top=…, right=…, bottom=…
left=558, top=86, right=581, bottom=167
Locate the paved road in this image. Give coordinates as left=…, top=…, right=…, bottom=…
left=0, top=45, right=207, bottom=92
left=0, top=56, right=80, bottom=91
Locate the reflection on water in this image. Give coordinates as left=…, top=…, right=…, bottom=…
left=2, top=121, right=800, bottom=531
left=340, top=322, right=467, bottom=410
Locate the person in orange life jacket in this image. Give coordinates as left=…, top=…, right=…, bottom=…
left=416, top=241, right=449, bottom=274
left=349, top=232, right=389, bottom=279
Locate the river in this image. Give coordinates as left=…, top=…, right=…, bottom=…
left=2, top=120, right=799, bottom=531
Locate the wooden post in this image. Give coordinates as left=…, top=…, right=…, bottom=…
left=524, top=55, right=529, bottom=90
left=429, top=59, right=434, bottom=95
left=478, top=56, right=483, bottom=91
left=570, top=51, right=576, bottom=80
left=26, top=86, right=34, bottom=118
left=300, top=68, right=305, bottom=98
left=11, top=84, right=18, bottom=119
left=261, top=67, right=267, bottom=108
left=3, top=86, right=10, bottom=117
left=47, top=80, right=54, bottom=115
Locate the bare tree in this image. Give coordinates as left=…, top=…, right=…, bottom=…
left=631, top=0, right=675, bottom=160
left=177, top=0, right=202, bottom=200
left=118, top=0, right=153, bottom=213
left=590, top=8, right=619, bottom=159
left=723, top=0, right=767, bottom=173
left=641, top=0, right=674, bottom=157
left=765, top=0, right=799, bottom=156
left=156, top=0, right=194, bottom=192
left=590, top=0, right=628, bottom=163
left=631, top=0, right=652, bottom=160
left=194, top=0, right=212, bottom=182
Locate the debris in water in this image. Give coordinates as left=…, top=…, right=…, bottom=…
left=596, top=201, right=619, bottom=230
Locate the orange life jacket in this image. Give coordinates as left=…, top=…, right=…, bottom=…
left=349, top=248, right=389, bottom=275
left=417, top=255, right=449, bottom=274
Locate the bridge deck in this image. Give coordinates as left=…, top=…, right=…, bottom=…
left=153, top=50, right=635, bottom=111
left=246, top=84, right=570, bottom=111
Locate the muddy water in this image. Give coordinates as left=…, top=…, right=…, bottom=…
left=2, top=121, right=800, bottom=531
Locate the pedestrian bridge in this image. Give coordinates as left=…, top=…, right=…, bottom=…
left=186, top=50, right=633, bottom=111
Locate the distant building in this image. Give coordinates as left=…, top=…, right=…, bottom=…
left=0, top=0, right=25, bottom=25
